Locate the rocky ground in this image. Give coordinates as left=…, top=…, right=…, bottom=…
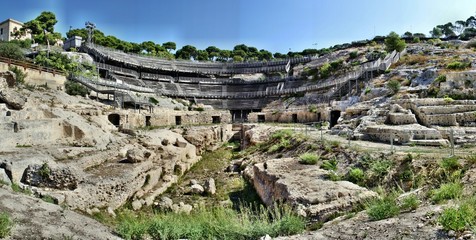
left=2, top=40, right=476, bottom=239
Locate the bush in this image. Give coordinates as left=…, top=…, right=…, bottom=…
left=400, top=195, right=419, bottom=211
left=412, top=37, right=421, bottom=43
left=149, top=97, right=159, bottom=105
left=438, top=198, right=476, bottom=233
left=366, top=195, right=400, bottom=221
left=117, top=205, right=305, bottom=240
left=439, top=156, right=461, bottom=172
left=385, top=32, right=406, bottom=52
left=349, top=51, right=358, bottom=59
left=386, top=79, right=401, bottom=95
left=446, top=61, right=471, bottom=70
left=370, top=159, right=393, bottom=178
left=347, top=168, right=365, bottom=185
left=299, top=153, right=319, bottom=165
left=8, top=66, right=27, bottom=85
left=434, top=75, right=446, bottom=83
left=65, top=80, right=90, bottom=97
left=0, top=212, right=12, bottom=238
left=320, top=158, right=338, bottom=171
left=0, top=42, right=24, bottom=60
left=431, top=182, right=463, bottom=203
left=319, top=63, right=331, bottom=79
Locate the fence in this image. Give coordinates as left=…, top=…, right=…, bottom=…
left=0, top=56, right=65, bottom=76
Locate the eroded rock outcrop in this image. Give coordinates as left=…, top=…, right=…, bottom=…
left=0, top=71, right=26, bottom=110
left=250, top=158, right=377, bottom=222
left=22, top=164, right=78, bottom=190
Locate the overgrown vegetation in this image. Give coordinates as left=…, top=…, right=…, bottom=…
left=65, top=80, right=90, bottom=97
left=438, top=197, right=476, bottom=233
left=299, top=153, right=319, bottom=165
left=8, top=66, right=27, bottom=85
left=0, top=212, right=13, bottom=238
left=366, top=193, right=400, bottom=221
left=446, top=61, right=471, bottom=70
left=386, top=79, right=401, bottom=95
left=0, top=42, right=25, bottom=60
left=116, top=204, right=305, bottom=240
left=385, top=32, right=406, bottom=52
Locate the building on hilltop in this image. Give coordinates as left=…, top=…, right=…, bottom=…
left=0, top=18, right=32, bottom=42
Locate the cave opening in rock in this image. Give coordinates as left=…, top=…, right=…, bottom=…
left=292, top=114, right=298, bottom=123
left=175, top=116, right=182, bottom=125
left=108, top=114, right=121, bottom=126
left=6, top=111, right=11, bottom=117
left=330, top=110, right=341, bottom=128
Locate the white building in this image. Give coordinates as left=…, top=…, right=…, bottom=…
left=0, top=18, right=32, bottom=42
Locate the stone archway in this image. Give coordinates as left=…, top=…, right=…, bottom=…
left=108, top=114, right=121, bottom=126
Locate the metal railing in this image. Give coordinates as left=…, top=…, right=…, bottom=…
left=0, top=56, right=66, bottom=76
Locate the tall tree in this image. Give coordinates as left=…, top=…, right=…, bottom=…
left=175, top=45, right=197, bottom=60
left=162, top=42, right=176, bottom=52
left=430, top=27, right=443, bottom=38
left=23, top=11, right=60, bottom=44
left=384, top=31, right=406, bottom=52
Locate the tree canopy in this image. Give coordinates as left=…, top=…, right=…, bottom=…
left=22, top=11, right=61, bottom=44
left=384, top=32, right=406, bottom=52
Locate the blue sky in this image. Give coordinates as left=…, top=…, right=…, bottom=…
left=3, top=0, right=476, bottom=53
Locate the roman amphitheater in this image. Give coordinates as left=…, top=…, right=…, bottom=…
left=3, top=33, right=476, bottom=239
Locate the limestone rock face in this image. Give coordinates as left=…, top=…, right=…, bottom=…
left=183, top=125, right=232, bottom=154
left=250, top=158, right=377, bottom=222
left=190, top=184, right=205, bottom=194
left=0, top=73, right=26, bottom=110
left=126, top=148, right=155, bottom=163
left=22, top=164, right=78, bottom=190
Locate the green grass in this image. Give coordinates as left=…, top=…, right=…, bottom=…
left=438, top=198, right=476, bottom=233
left=116, top=205, right=305, bottom=240
left=11, top=183, right=32, bottom=195
left=439, top=156, right=461, bottom=172
left=299, top=153, right=319, bottom=165
left=41, top=195, right=56, bottom=204
left=347, top=168, right=365, bottom=185
left=366, top=194, right=400, bottom=221
left=399, top=195, right=419, bottom=212
left=0, top=212, right=13, bottom=238
left=431, top=182, right=463, bottom=203
left=369, top=159, right=393, bottom=179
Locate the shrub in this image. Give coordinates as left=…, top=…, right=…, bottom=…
left=370, top=159, right=393, bottom=178
left=413, top=37, right=421, bottom=43
left=385, top=32, right=406, bottom=52
left=299, top=153, right=319, bottom=165
left=431, top=182, right=463, bottom=203
left=321, top=158, right=338, bottom=171
left=446, top=61, right=471, bottom=70
left=65, top=80, right=90, bottom=97
left=347, top=168, right=365, bottom=185
left=386, top=79, right=401, bottom=95
left=438, top=198, right=476, bottom=233
left=400, top=195, right=419, bottom=212
left=349, top=51, right=358, bottom=59
left=0, top=212, right=12, bottom=238
left=308, top=105, right=317, bottom=113
left=434, top=75, right=446, bottom=83
left=38, top=163, right=51, bottom=179
left=149, top=97, right=159, bottom=105
left=439, top=156, right=461, bottom=172
left=366, top=195, right=400, bottom=221
left=319, top=63, right=331, bottom=79
left=8, top=66, right=27, bottom=85
left=0, top=42, right=24, bottom=60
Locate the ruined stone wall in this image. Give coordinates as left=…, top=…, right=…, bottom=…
left=248, top=109, right=329, bottom=123
left=115, top=109, right=232, bottom=128
left=0, top=62, right=66, bottom=90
